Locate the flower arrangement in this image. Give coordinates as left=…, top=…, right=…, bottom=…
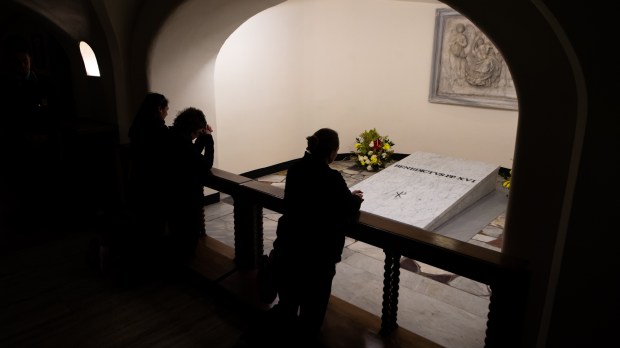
left=501, top=169, right=512, bottom=189
left=351, top=128, right=395, bottom=171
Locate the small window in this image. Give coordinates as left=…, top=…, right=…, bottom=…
left=79, top=41, right=100, bottom=77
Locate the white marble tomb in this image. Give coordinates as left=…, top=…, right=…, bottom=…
left=349, top=151, right=499, bottom=231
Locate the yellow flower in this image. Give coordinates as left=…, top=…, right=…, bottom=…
left=355, top=143, right=362, bottom=149
left=383, top=143, right=391, bottom=151
left=371, top=155, right=378, bottom=164
left=502, top=169, right=512, bottom=189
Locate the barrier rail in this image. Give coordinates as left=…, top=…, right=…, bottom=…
left=203, top=168, right=528, bottom=347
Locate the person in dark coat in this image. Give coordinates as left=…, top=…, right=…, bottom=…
left=164, top=107, right=214, bottom=265
left=0, top=49, right=56, bottom=146
left=271, top=128, right=364, bottom=344
left=0, top=49, right=59, bottom=235
left=127, top=92, right=170, bottom=241
left=97, top=92, right=171, bottom=277
left=111, top=103, right=214, bottom=277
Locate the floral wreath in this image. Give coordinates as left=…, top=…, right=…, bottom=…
left=351, top=128, right=395, bottom=171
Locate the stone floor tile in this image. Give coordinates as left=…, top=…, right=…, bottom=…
left=481, top=225, right=503, bottom=238
left=343, top=169, right=362, bottom=175
left=400, top=258, right=420, bottom=273
left=487, top=234, right=504, bottom=249
left=204, top=202, right=234, bottom=221
left=448, top=276, right=491, bottom=297
left=467, top=239, right=501, bottom=252
left=256, top=174, right=286, bottom=183
left=414, top=260, right=455, bottom=276
left=346, top=241, right=385, bottom=262
left=488, top=213, right=505, bottom=228
left=472, top=233, right=496, bottom=242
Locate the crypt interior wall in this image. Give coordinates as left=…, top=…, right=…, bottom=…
left=149, top=0, right=519, bottom=174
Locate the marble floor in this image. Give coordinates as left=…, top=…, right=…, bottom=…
left=204, top=159, right=508, bottom=348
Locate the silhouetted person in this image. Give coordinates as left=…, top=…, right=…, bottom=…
left=98, top=92, right=171, bottom=277
left=164, top=107, right=214, bottom=265
left=107, top=101, right=213, bottom=279
left=127, top=92, right=170, bottom=240
left=0, top=49, right=58, bottom=149
left=0, top=48, right=59, bottom=235
left=269, top=128, right=364, bottom=345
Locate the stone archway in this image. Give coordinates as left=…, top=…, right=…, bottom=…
left=145, top=1, right=584, bottom=345
left=443, top=1, right=585, bottom=346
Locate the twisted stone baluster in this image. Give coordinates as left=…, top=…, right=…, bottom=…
left=380, top=250, right=401, bottom=335
left=233, top=196, right=263, bottom=269
left=484, top=270, right=529, bottom=348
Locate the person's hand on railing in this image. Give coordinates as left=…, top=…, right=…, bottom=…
left=352, top=189, right=364, bottom=202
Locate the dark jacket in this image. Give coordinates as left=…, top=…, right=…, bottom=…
left=162, top=130, right=214, bottom=254
left=165, top=130, right=214, bottom=208
left=274, top=151, right=361, bottom=264
left=127, top=117, right=169, bottom=202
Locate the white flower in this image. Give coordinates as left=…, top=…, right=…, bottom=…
left=368, top=141, right=373, bottom=147
left=371, top=154, right=377, bottom=159
left=382, top=153, right=387, bottom=158
left=368, top=151, right=373, bottom=156
left=358, top=155, right=364, bottom=162
left=367, top=165, right=373, bottom=171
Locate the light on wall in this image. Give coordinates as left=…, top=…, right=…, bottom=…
left=79, top=41, right=100, bottom=77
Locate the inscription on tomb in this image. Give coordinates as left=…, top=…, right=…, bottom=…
left=394, top=164, right=477, bottom=183
left=350, top=151, right=499, bottom=231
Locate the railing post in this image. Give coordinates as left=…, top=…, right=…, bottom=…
left=380, top=250, right=401, bottom=335
left=232, top=193, right=264, bottom=269
left=485, top=270, right=529, bottom=347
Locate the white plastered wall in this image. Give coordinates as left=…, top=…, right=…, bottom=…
left=150, top=0, right=518, bottom=174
